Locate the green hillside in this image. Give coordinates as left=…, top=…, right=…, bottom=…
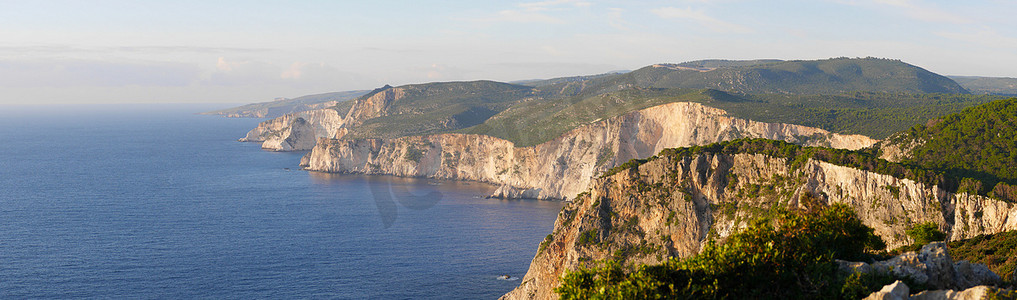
left=201, top=90, right=367, bottom=117
left=511, top=70, right=629, bottom=87
left=950, top=76, right=1017, bottom=96
left=343, top=81, right=537, bottom=139
left=708, top=92, right=999, bottom=139
left=675, top=59, right=783, bottom=69
left=336, top=58, right=988, bottom=146
left=949, top=230, right=1017, bottom=284
left=884, top=98, right=1017, bottom=187
left=626, top=57, right=969, bottom=95
left=460, top=88, right=997, bottom=146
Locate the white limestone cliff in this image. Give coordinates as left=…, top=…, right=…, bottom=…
left=301, top=102, right=877, bottom=200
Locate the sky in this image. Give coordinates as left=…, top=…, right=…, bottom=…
left=1, top=0, right=1015, bottom=104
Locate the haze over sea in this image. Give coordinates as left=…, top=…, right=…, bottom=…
left=0, top=104, right=561, bottom=299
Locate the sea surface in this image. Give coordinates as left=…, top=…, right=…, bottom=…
left=0, top=104, right=562, bottom=299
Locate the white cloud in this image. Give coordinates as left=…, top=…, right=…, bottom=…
left=0, top=59, right=200, bottom=87
left=837, top=0, right=970, bottom=24
left=480, top=0, right=591, bottom=24
left=281, top=62, right=309, bottom=79
left=651, top=6, right=753, bottom=34
left=491, top=9, right=565, bottom=24
left=519, top=0, right=592, bottom=11
left=606, top=8, right=629, bottom=31
left=936, top=29, right=1017, bottom=49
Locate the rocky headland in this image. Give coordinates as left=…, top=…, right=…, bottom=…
left=299, top=101, right=876, bottom=200
left=499, top=149, right=1017, bottom=299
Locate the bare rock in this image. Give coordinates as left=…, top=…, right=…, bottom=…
left=865, top=280, right=910, bottom=300
left=910, top=285, right=994, bottom=300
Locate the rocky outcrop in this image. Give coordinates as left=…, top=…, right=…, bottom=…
left=842, top=243, right=1001, bottom=290
left=211, top=100, right=339, bottom=118
left=302, top=102, right=877, bottom=200
left=238, top=108, right=344, bottom=151
left=500, top=152, right=1017, bottom=300
left=866, top=282, right=1005, bottom=300
left=865, top=281, right=911, bottom=300
left=340, top=85, right=405, bottom=129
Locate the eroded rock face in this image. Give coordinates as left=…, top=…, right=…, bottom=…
left=842, top=243, right=1001, bottom=290
left=340, top=85, right=405, bottom=128
left=500, top=153, right=1017, bottom=300
left=238, top=108, right=344, bottom=151
left=302, top=102, right=877, bottom=200
left=868, top=282, right=1003, bottom=300
left=864, top=280, right=910, bottom=300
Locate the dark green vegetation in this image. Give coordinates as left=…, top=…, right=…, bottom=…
left=342, top=81, right=537, bottom=139
left=905, top=222, right=947, bottom=246
left=460, top=88, right=711, bottom=146
left=511, top=70, right=629, bottom=87
left=603, top=57, right=967, bottom=95
left=949, top=231, right=1017, bottom=285
left=201, top=90, right=367, bottom=117
left=334, top=58, right=992, bottom=146
left=461, top=88, right=998, bottom=146
left=555, top=204, right=890, bottom=299
left=602, top=138, right=1016, bottom=202
left=886, top=98, right=1017, bottom=195
left=699, top=91, right=998, bottom=139
left=950, top=76, right=1017, bottom=96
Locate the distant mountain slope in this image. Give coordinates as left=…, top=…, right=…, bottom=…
left=201, top=90, right=367, bottom=118
left=339, top=81, right=537, bottom=139
left=626, top=57, right=969, bottom=94
left=949, top=76, right=1017, bottom=96
left=461, top=88, right=998, bottom=146
left=511, top=70, right=630, bottom=87
left=243, top=58, right=986, bottom=149
left=676, top=58, right=783, bottom=69
left=514, top=58, right=969, bottom=104
left=879, top=97, right=1017, bottom=188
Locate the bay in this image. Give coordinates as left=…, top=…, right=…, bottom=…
left=0, top=104, right=561, bottom=299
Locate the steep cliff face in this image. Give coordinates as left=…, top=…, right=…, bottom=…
left=215, top=100, right=339, bottom=118
left=501, top=152, right=1017, bottom=300
left=302, top=102, right=877, bottom=200
left=341, top=85, right=406, bottom=129
left=238, top=108, right=344, bottom=151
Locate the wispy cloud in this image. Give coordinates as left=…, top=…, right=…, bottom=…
left=482, top=0, right=592, bottom=24
left=518, top=0, right=592, bottom=11
left=836, top=0, right=970, bottom=24
left=0, top=59, right=200, bottom=87
left=492, top=9, right=565, bottom=24
left=937, top=29, right=1017, bottom=49
left=606, top=8, right=629, bottom=31
left=651, top=7, right=752, bottom=34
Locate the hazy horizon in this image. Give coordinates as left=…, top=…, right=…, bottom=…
left=2, top=1, right=1016, bottom=104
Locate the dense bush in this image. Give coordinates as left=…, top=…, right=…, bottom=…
left=555, top=204, right=887, bottom=299
left=600, top=137, right=1014, bottom=203
left=949, top=231, right=1017, bottom=285
left=905, top=222, right=947, bottom=246
left=895, top=98, right=1017, bottom=186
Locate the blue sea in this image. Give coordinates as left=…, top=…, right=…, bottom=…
left=0, top=104, right=562, bottom=299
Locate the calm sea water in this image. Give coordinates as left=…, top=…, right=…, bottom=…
left=0, top=104, right=562, bottom=299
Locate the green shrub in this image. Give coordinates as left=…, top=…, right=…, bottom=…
left=905, top=222, right=946, bottom=246
left=556, top=204, right=886, bottom=299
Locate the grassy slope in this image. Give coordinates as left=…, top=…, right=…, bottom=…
left=609, top=57, right=968, bottom=95
left=885, top=98, right=1017, bottom=185
left=345, top=58, right=983, bottom=146
left=461, top=88, right=999, bottom=146
left=459, top=88, right=712, bottom=146
left=949, top=231, right=1017, bottom=283
left=950, top=76, right=1017, bottom=96
left=343, top=81, right=538, bottom=139
left=202, top=90, right=368, bottom=116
